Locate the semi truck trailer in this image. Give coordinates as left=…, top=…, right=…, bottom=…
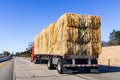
left=31, top=13, right=101, bottom=74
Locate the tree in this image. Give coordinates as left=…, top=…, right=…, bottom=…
left=115, top=30, right=120, bottom=44
left=15, top=42, right=33, bottom=57
left=109, top=29, right=116, bottom=41
left=26, top=42, right=33, bottom=51
left=3, top=51, right=11, bottom=56
left=109, top=29, right=120, bottom=45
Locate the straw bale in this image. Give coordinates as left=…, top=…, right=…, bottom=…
left=34, top=34, right=40, bottom=54
left=34, top=13, right=101, bottom=56
left=48, top=23, right=55, bottom=53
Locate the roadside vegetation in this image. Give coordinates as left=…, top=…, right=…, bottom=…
left=102, top=29, right=120, bottom=46
left=0, top=51, right=12, bottom=57
left=109, top=29, right=120, bottom=45
left=15, top=42, right=33, bottom=57
left=15, top=48, right=31, bottom=57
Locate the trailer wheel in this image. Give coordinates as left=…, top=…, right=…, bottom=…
left=57, top=59, right=63, bottom=74
left=47, top=58, right=54, bottom=70
left=34, top=57, right=37, bottom=64
left=39, top=57, right=42, bottom=64
left=34, top=57, right=40, bottom=64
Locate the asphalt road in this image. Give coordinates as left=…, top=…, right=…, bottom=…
left=0, top=59, right=13, bottom=80
left=13, top=57, right=120, bottom=80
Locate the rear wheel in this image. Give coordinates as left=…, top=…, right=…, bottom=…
left=34, top=57, right=37, bottom=64
left=39, top=57, right=42, bottom=64
left=47, top=58, right=54, bottom=70
left=34, top=57, right=40, bottom=64
left=57, top=59, right=63, bottom=74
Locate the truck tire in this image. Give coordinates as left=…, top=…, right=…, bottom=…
left=47, top=58, right=54, bottom=70
left=34, top=57, right=40, bottom=64
left=39, top=57, right=42, bottom=64
left=57, top=59, right=63, bottom=74
left=34, top=57, right=37, bottom=64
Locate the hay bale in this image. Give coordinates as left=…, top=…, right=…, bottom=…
left=34, top=34, right=40, bottom=54
left=34, top=13, right=101, bottom=56
left=48, top=23, right=55, bottom=53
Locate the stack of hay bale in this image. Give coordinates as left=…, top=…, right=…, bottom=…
left=34, top=13, right=101, bottom=56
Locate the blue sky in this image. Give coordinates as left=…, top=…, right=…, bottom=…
left=0, top=0, right=120, bottom=53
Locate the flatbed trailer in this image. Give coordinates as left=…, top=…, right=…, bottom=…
left=31, top=46, right=98, bottom=74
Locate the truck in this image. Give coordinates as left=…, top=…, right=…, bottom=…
left=31, top=13, right=101, bottom=74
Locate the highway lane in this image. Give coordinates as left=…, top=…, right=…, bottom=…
left=0, top=59, right=13, bottom=80
left=13, top=57, right=85, bottom=80
left=14, top=57, right=120, bottom=80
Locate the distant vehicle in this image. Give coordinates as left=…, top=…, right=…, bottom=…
left=31, top=13, right=101, bottom=74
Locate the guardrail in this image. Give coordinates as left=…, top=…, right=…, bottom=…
left=0, top=56, right=12, bottom=62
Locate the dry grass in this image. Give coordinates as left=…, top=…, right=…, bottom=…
left=98, top=46, right=120, bottom=67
